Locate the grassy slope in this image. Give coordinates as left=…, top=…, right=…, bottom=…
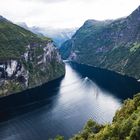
left=0, top=18, right=50, bottom=59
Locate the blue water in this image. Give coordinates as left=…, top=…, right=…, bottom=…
left=0, top=62, right=140, bottom=140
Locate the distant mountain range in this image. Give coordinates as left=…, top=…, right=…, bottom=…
left=60, top=6, right=140, bottom=80
left=17, top=22, right=78, bottom=47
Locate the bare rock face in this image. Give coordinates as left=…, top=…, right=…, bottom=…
left=0, top=60, right=28, bottom=84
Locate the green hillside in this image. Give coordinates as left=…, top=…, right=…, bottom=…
left=0, top=16, right=51, bottom=59
left=60, top=6, right=140, bottom=79
left=0, top=16, right=65, bottom=97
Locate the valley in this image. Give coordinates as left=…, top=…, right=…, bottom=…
left=0, top=2, right=140, bottom=140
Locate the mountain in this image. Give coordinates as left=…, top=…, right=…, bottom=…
left=71, top=93, right=140, bottom=140
left=30, top=27, right=77, bottom=47
left=0, top=16, right=65, bottom=97
left=60, top=6, right=140, bottom=80
left=17, top=23, right=77, bottom=47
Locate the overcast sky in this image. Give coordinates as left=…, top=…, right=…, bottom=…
left=0, top=0, right=140, bottom=28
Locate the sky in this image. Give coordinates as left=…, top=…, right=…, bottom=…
left=0, top=0, right=140, bottom=28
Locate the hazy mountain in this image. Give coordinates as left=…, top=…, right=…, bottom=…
left=17, top=23, right=77, bottom=47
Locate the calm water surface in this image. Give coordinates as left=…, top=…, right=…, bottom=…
left=0, top=62, right=140, bottom=140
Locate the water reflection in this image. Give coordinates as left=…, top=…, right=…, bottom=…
left=0, top=62, right=140, bottom=139
left=56, top=63, right=121, bottom=124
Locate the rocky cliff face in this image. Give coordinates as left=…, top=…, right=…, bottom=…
left=0, top=16, right=65, bottom=97
left=60, top=6, right=140, bottom=80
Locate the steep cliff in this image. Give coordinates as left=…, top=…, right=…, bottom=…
left=60, top=6, right=140, bottom=79
left=0, top=16, right=65, bottom=97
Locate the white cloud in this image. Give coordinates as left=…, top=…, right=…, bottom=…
left=0, top=0, right=139, bottom=28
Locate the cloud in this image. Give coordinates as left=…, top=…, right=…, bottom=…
left=22, top=0, right=96, bottom=4
left=0, top=0, right=139, bottom=28
left=22, top=0, right=94, bottom=4
left=23, top=0, right=67, bottom=3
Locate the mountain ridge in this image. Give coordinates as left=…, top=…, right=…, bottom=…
left=0, top=16, right=65, bottom=97
left=60, top=6, right=140, bottom=80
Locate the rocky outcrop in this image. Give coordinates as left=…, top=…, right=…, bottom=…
left=0, top=60, right=28, bottom=86
left=0, top=16, right=65, bottom=97
left=60, top=6, right=140, bottom=79
left=0, top=41, right=65, bottom=97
